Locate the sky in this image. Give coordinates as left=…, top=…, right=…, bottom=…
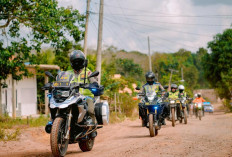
left=1, top=0, right=231, bottom=54
left=57, top=0, right=232, bottom=54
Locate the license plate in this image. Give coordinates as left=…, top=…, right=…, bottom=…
left=145, top=102, right=150, bottom=105
left=53, top=81, right=69, bottom=87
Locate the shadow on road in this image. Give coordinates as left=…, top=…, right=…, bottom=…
left=128, top=125, right=142, bottom=128
left=8, top=150, right=83, bottom=157
left=121, top=135, right=151, bottom=139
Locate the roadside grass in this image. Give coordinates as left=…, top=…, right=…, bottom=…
left=0, top=114, right=50, bottom=129
left=0, top=128, right=21, bottom=141
left=0, top=115, right=50, bottom=141
left=109, top=112, right=126, bottom=124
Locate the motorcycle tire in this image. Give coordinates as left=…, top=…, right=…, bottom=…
left=171, top=108, right=175, bottom=127
left=79, top=137, right=95, bottom=152
left=149, top=114, right=155, bottom=137
left=50, top=117, right=69, bottom=157
left=184, top=109, right=187, bottom=124
left=199, top=110, right=202, bottom=120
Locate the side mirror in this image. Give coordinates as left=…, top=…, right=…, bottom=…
left=45, top=71, right=55, bottom=79
left=88, top=71, right=99, bottom=78
left=135, top=86, right=140, bottom=90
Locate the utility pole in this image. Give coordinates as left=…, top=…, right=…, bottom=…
left=83, top=0, right=91, bottom=56
left=168, top=69, right=179, bottom=91
left=147, top=36, right=152, bottom=72
left=96, top=0, right=104, bottom=84
left=180, top=67, right=185, bottom=82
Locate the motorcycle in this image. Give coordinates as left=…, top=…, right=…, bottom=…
left=168, top=99, right=177, bottom=127
left=42, top=69, right=109, bottom=157
left=194, top=102, right=203, bottom=120
left=168, top=98, right=187, bottom=127
left=137, top=89, right=163, bottom=137
left=178, top=98, right=188, bottom=124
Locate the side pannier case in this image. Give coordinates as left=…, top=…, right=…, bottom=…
left=95, top=101, right=109, bottom=125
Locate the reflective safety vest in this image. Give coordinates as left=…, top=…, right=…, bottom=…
left=67, top=69, right=94, bottom=97
left=178, top=92, right=187, bottom=98
left=143, top=83, right=160, bottom=94
left=169, top=91, right=179, bottom=99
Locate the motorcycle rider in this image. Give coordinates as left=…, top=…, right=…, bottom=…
left=193, top=93, right=206, bottom=116
left=139, top=71, right=169, bottom=125
left=46, top=50, right=99, bottom=130
left=166, top=84, right=180, bottom=119
left=178, top=85, right=188, bottom=113
left=167, top=84, right=179, bottom=99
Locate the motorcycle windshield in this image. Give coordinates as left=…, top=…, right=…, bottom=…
left=53, top=71, right=74, bottom=88
left=56, top=71, right=74, bottom=82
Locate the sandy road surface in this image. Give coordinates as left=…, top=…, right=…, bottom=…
left=0, top=104, right=232, bottom=157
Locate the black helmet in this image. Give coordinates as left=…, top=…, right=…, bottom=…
left=171, top=84, right=178, bottom=89
left=197, top=93, right=201, bottom=98
left=69, top=50, right=86, bottom=72
left=145, top=71, right=155, bottom=85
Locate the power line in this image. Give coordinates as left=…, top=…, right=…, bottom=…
left=102, top=14, right=213, bottom=37
left=102, top=15, right=231, bottom=27
left=116, top=0, right=147, bottom=51
left=91, top=1, right=232, bottom=18
left=103, top=16, right=179, bottom=52
left=103, top=16, right=202, bottom=51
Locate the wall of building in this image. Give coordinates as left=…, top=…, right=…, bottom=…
left=1, top=69, right=37, bottom=117
left=193, top=89, right=222, bottom=103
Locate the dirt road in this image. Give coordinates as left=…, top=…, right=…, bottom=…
left=0, top=104, right=232, bottom=157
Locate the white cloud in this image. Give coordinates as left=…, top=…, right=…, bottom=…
left=57, top=0, right=232, bottom=53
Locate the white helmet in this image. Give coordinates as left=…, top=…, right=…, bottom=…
left=178, top=85, right=185, bottom=90
left=194, top=94, right=197, bottom=98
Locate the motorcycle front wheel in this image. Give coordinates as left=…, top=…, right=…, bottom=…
left=50, top=117, right=69, bottom=157
left=171, top=108, right=175, bottom=127
left=149, top=114, right=155, bottom=137
left=199, top=109, right=202, bottom=120
left=184, top=109, right=187, bottom=124
left=79, top=137, right=95, bottom=152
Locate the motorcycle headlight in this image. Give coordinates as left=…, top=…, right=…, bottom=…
left=148, top=96, right=154, bottom=102
left=61, top=91, right=69, bottom=97
left=170, top=100, right=175, bottom=104
left=54, top=90, right=69, bottom=98
left=198, top=103, right=202, bottom=107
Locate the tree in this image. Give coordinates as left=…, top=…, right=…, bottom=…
left=0, top=0, right=85, bottom=114
left=116, top=58, right=143, bottom=80
left=202, top=28, right=232, bottom=109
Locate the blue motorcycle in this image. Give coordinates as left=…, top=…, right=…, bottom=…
left=138, top=90, right=163, bottom=137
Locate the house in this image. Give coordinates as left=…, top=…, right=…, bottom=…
left=0, top=64, right=59, bottom=117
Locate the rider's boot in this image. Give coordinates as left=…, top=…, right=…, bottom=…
left=45, top=121, right=53, bottom=133
left=161, top=119, right=166, bottom=125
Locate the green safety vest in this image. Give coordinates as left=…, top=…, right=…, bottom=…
left=143, top=83, right=160, bottom=94
left=67, top=69, right=94, bottom=97
left=178, top=91, right=187, bottom=98
left=169, top=91, right=179, bottom=99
